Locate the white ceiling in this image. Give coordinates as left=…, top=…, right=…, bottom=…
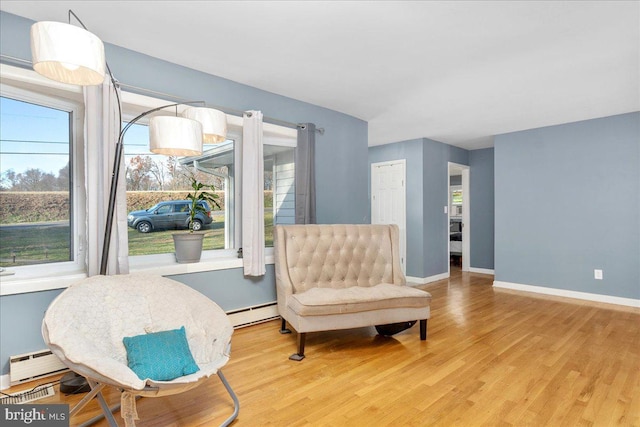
left=2, top=1, right=638, bottom=149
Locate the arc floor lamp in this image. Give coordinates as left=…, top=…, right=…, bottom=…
left=30, top=10, right=227, bottom=275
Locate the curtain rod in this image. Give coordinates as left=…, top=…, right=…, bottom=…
left=0, top=54, right=31, bottom=67
left=0, top=53, right=325, bottom=134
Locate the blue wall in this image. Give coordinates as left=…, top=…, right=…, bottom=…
left=0, top=289, right=64, bottom=375
left=494, top=112, right=639, bottom=299
left=368, top=138, right=469, bottom=279
left=422, top=140, right=468, bottom=277
left=168, top=267, right=277, bottom=311
left=469, top=148, right=495, bottom=270
left=0, top=11, right=369, bottom=376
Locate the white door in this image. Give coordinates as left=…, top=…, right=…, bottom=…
left=371, top=160, right=407, bottom=273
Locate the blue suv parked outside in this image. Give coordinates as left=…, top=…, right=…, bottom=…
left=127, top=200, right=213, bottom=233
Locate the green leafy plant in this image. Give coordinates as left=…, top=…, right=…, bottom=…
left=185, top=176, right=221, bottom=233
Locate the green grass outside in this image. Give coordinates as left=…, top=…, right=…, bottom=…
left=127, top=219, right=227, bottom=256
left=1, top=211, right=275, bottom=266
left=0, top=224, right=71, bottom=267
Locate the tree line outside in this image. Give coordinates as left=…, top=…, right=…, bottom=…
left=1, top=156, right=221, bottom=192
left=1, top=164, right=69, bottom=191
left=2, top=154, right=272, bottom=193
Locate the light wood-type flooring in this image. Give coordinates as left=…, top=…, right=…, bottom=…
left=5, top=266, right=639, bottom=426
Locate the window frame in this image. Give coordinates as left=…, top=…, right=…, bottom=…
left=0, top=65, right=86, bottom=293
left=121, top=91, right=297, bottom=272
left=0, top=68, right=299, bottom=294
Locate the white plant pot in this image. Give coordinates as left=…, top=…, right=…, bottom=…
left=172, top=232, right=205, bottom=264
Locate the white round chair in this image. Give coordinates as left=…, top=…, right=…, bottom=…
left=42, top=274, right=239, bottom=427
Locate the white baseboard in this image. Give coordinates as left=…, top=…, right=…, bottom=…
left=469, top=267, right=495, bottom=275
left=493, top=281, right=640, bottom=308
left=406, top=272, right=449, bottom=286
left=0, top=374, right=10, bottom=390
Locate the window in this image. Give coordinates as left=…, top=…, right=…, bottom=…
left=122, top=121, right=229, bottom=256
left=183, top=132, right=297, bottom=249
left=121, top=91, right=297, bottom=259
left=0, top=80, right=83, bottom=273
left=176, top=141, right=234, bottom=250
left=450, top=186, right=463, bottom=217
left=264, top=144, right=296, bottom=246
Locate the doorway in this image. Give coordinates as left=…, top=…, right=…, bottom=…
left=371, top=159, right=406, bottom=273
left=448, top=163, right=470, bottom=273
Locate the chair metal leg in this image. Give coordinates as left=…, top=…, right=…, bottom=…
left=76, top=374, right=237, bottom=427
left=95, top=393, right=120, bottom=427
left=420, top=319, right=428, bottom=340
left=289, top=332, right=306, bottom=361
left=69, top=381, right=106, bottom=418
left=86, top=379, right=119, bottom=427
left=78, top=404, right=122, bottom=427
left=217, top=370, right=240, bottom=427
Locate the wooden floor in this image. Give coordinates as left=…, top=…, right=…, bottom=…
left=7, top=267, right=640, bottom=426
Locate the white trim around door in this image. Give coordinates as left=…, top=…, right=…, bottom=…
left=448, top=162, right=470, bottom=273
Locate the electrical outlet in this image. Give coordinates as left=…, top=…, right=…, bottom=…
left=594, top=269, right=603, bottom=280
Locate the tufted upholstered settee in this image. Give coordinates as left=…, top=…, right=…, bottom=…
left=274, top=224, right=432, bottom=360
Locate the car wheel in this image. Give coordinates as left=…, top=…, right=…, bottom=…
left=191, top=220, right=203, bottom=231
left=136, top=221, right=152, bottom=233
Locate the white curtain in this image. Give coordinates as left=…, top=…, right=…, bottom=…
left=241, top=110, right=265, bottom=276
left=83, top=80, right=129, bottom=276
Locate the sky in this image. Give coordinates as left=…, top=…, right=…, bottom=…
left=0, top=96, right=70, bottom=175
left=0, top=96, right=156, bottom=178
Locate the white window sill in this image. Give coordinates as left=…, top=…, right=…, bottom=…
left=0, top=269, right=87, bottom=296
left=128, top=248, right=275, bottom=275
left=0, top=249, right=275, bottom=296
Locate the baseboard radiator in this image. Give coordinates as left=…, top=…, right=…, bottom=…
left=227, top=302, right=279, bottom=328
left=10, top=349, right=68, bottom=385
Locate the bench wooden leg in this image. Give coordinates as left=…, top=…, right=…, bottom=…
left=289, top=333, right=306, bottom=361
left=279, top=318, right=291, bottom=334
left=420, top=319, right=428, bottom=340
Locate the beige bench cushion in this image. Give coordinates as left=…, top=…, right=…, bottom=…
left=289, top=284, right=432, bottom=316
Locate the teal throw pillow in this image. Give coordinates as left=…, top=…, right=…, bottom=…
left=123, top=326, right=199, bottom=381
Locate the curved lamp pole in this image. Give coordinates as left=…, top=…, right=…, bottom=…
left=60, top=14, right=207, bottom=276
left=31, top=10, right=225, bottom=275
left=99, top=101, right=204, bottom=275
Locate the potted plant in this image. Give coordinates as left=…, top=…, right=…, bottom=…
left=173, top=176, right=221, bottom=263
